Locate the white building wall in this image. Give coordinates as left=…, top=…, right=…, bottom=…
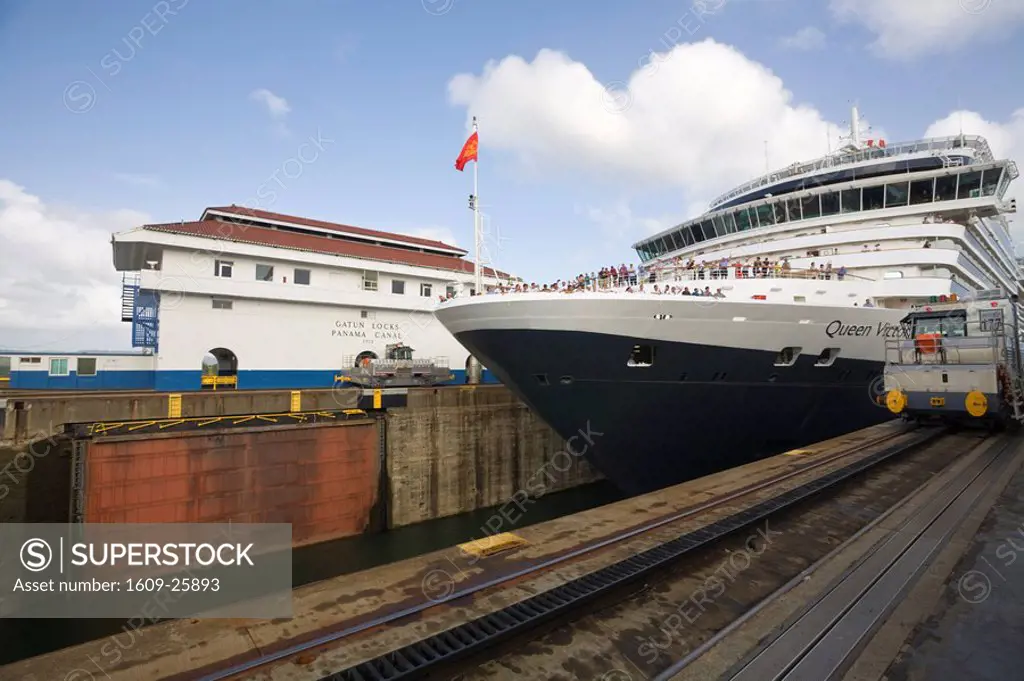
left=156, top=294, right=469, bottom=372
left=143, top=242, right=500, bottom=373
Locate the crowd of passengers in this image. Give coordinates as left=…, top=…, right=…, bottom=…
left=438, top=256, right=851, bottom=303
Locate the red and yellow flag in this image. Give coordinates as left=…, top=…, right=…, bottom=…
left=455, top=131, right=478, bottom=172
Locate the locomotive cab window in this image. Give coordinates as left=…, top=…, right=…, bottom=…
left=912, top=311, right=967, bottom=338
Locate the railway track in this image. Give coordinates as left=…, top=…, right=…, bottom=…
left=442, top=430, right=1007, bottom=681
left=178, top=424, right=955, bottom=681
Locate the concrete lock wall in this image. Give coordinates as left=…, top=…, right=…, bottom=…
left=386, top=386, right=602, bottom=528
left=0, top=388, right=358, bottom=444
left=0, top=436, right=72, bottom=524
left=78, top=421, right=381, bottom=546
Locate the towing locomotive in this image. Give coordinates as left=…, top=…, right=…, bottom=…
left=882, top=290, right=1024, bottom=430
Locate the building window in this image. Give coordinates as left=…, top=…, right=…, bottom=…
left=49, top=358, right=69, bottom=376
left=420, top=283, right=432, bottom=297
left=363, top=271, right=378, bottom=291
left=256, top=264, right=274, bottom=282
left=212, top=299, right=233, bottom=310
left=392, top=279, right=406, bottom=295
left=77, top=357, right=97, bottom=376
left=214, top=260, right=233, bottom=278
left=20, top=357, right=41, bottom=364
left=294, top=268, right=311, bottom=285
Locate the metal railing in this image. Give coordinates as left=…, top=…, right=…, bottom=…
left=709, top=135, right=995, bottom=210
left=884, top=319, right=1015, bottom=367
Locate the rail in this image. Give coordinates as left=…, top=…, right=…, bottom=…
left=709, top=135, right=994, bottom=210
left=472, top=265, right=871, bottom=298
left=884, top=318, right=1015, bottom=367
left=62, top=409, right=369, bottom=437
left=191, top=425, right=938, bottom=681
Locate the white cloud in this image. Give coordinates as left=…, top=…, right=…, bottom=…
left=113, top=172, right=162, bottom=188
left=448, top=40, right=848, bottom=199
left=249, top=88, right=291, bottom=119
left=577, top=202, right=673, bottom=244
left=447, top=41, right=1023, bottom=247
left=924, top=108, right=1024, bottom=241
left=780, top=26, right=826, bottom=50
left=830, top=0, right=1024, bottom=59
left=0, top=180, right=146, bottom=349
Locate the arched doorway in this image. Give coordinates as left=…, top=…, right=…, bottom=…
left=202, top=348, right=238, bottom=390
left=354, top=350, right=377, bottom=368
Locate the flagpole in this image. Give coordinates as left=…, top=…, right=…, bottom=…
left=472, top=116, right=482, bottom=295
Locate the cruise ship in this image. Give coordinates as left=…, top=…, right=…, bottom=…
left=434, top=109, right=1021, bottom=494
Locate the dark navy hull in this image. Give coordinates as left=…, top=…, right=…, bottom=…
left=457, top=328, right=892, bottom=495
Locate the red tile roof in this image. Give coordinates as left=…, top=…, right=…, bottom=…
left=202, top=205, right=466, bottom=254
left=142, top=220, right=511, bottom=278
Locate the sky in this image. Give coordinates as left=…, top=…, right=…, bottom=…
left=2, top=0, right=1024, bottom=350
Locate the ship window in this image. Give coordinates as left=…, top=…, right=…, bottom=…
left=294, top=268, right=311, bottom=285
left=885, top=182, right=909, bottom=208
left=773, top=202, right=787, bottom=224
left=981, top=168, right=1002, bottom=196
left=256, top=264, right=274, bottom=281
left=689, top=226, right=705, bottom=244
left=420, top=283, right=432, bottom=297
left=793, top=295, right=806, bottom=302
left=212, top=298, right=233, bottom=309
left=957, top=171, right=982, bottom=199
left=49, top=358, right=69, bottom=377
left=863, top=185, right=884, bottom=210
left=840, top=188, right=860, bottom=213
left=445, top=284, right=456, bottom=298
left=680, top=228, right=693, bottom=246
left=363, top=271, right=379, bottom=291
left=815, top=348, right=840, bottom=367
left=802, top=194, right=820, bottom=219
left=820, top=192, right=840, bottom=217
left=705, top=220, right=719, bottom=238
left=627, top=344, right=655, bottom=367
left=786, top=198, right=802, bottom=221
left=935, top=175, right=957, bottom=201
left=559, top=376, right=573, bottom=385
left=214, top=259, right=233, bottom=278
left=77, top=358, right=97, bottom=376
left=774, top=346, right=801, bottom=367
left=910, top=178, right=934, bottom=205
left=724, top=213, right=738, bottom=233
left=0, top=357, right=8, bottom=378
left=736, top=208, right=752, bottom=231
left=756, top=204, right=775, bottom=227
left=534, top=373, right=549, bottom=386
left=657, top=237, right=670, bottom=254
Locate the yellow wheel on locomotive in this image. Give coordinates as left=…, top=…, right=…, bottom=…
left=965, top=391, right=988, bottom=418
left=886, top=390, right=907, bottom=414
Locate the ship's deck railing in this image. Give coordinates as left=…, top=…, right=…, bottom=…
left=457, top=265, right=874, bottom=301
left=709, top=135, right=994, bottom=210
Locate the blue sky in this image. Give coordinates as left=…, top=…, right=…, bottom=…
left=1, top=0, right=1023, bottom=348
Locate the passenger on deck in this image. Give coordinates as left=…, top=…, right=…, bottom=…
left=864, top=299, right=874, bottom=307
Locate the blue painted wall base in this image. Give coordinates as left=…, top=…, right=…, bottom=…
left=11, top=368, right=499, bottom=392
